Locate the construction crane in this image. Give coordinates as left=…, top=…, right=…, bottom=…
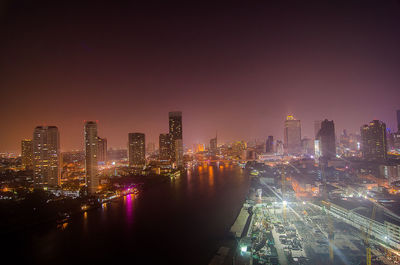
left=365, top=204, right=377, bottom=265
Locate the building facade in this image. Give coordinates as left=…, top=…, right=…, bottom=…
left=97, top=137, right=107, bottom=164
left=210, top=137, right=217, bottom=155
left=265, top=136, right=274, bottom=153
left=84, top=121, right=98, bottom=194
left=361, top=120, right=387, bottom=161
left=159, top=133, right=171, bottom=161
left=21, top=139, right=33, bottom=169
left=33, top=126, right=60, bottom=187
left=284, top=115, right=301, bottom=154
left=169, top=111, right=183, bottom=167
left=316, top=119, right=336, bottom=160
left=128, top=133, right=146, bottom=167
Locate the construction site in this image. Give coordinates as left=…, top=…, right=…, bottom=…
left=231, top=161, right=400, bottom=265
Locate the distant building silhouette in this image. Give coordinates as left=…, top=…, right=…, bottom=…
left=361, top=120, right=387, bottom=161
left=284, top=115, right=301, bottom=154
left=316, top=119, right=336, bottom=160
left=33, top=126, right=60, bottom=187
left=128, top=133, right=146, bottom=167
left=265, top=136, right=274, bottom=153
left=276, top=140, right=284, bottom=155
left=21, top=139, right=33, bottom=169
left=159, top=133, right=171, bottom=161
left=169, top=111, right=183, bottom=167
left=147, top=142, right=156, bottom=154
left=97, top=137, right=107, bottom=164
left=301, top=138, right=314, bottom=156
left=210, top=136, right=217, bottom=155
left=84, top=121, right=98, bottom=194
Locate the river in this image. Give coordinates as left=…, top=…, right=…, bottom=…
left=3, top=164, right=249, bottom=265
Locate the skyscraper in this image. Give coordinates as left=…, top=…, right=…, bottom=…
left=175, top=139, right=183, bottom=168
left=84, top=121, right=98, bottom=194
left=265, top=136, right=274, bottom=153
left=21, top=139, right=33, bottom=169
left=128, top=133, right=146, bottom=167
left=97, top=137, right=107, bottom=164
left=159, top=133, right=171, bottom=161
left=283, top=115, right=301, bottom=154
left=316, top=119, right=336, bottom=159
left=169, top=111, right=183, bottom=167
left=210, top=136, right=217, bottom=155
left=33, top=126, right=60, bottom=187
left=361, top=120, right=387, bottom=161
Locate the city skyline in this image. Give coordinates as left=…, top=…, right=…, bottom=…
left=3, top=109, right=400, bottom=154
left=1, top=1, right=400, bottom=152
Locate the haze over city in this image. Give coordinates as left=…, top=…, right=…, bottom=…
left=1, top=1, right=400, bottom=152
left=2, top=1, right=400, bottom=265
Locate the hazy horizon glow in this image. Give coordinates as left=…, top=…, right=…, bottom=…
left=1, top=1, right=400, bottom=152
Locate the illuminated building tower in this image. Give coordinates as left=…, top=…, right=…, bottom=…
left=210, top=136, right=217, bottom=155
left=361, top=120, right=387, bottom=161
left=159, top=133, right=171, bottom=160
left=21, top=139, right=33, bottom=169
left=97, top=137, right=107, bottom=164
left=84, top=121, right=98, bottom=194
left=265, top=136, right=274, bottom=153
left=316, top=119, right=336, bottom=160
left=169, top=111, right=183, bottom=167
left=175, top=139, right=183, bottom=167
left=128, top=133, right=146, bottom=167
left=33, top=126, right=60, bottom=187
left=283, top=115, right=301, bottom=154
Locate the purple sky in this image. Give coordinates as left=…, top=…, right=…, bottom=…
left=1, top=1, right=400, bottom=152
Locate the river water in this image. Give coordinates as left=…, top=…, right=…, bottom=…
left=5, top=164, right=249, bottom=265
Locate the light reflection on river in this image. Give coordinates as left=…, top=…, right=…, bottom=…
left=3, top=164, right=249, bottom=265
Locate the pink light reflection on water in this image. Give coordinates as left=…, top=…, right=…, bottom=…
left=125, top=194, right=134, bottom=226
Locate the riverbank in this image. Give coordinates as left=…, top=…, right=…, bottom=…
left=0, top=173, right=173, bottom=234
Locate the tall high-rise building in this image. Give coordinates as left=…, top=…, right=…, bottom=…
left=265, top=136, right=274, bottom=153
left=283, top=115, right=301, bottom=154
left=84, top=121, right=98, bottom=194
left=397, top=110, right=400, bottom=132
left=128, top=133, right=146, bottom=167
left=210, top=136, right=217, bottom=155
left=33, top=126, right=60, bottom=187
left=159, top=133, right=171, bottom=160
left=169, top=111, right=183, bottom=167
left=21, top=139, right=33, bottom=169
left=361, top=120, right=387, bottom=161
left=316, top=119, right=336, bottom=159
left=175, top=139, right=183, bottom=167
left=97, top=137, right=107, bottom=164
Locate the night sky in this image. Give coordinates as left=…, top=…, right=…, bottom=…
left=1, top=1, right=400, bottom=152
